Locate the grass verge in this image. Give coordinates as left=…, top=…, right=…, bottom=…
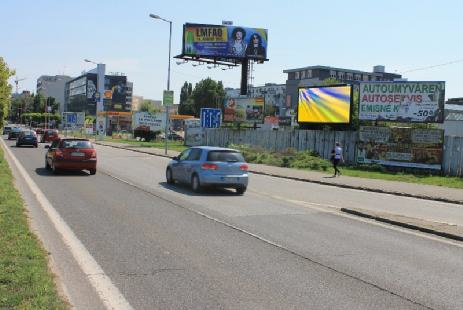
left=103, top=137, right=188, bottom=152
left=231, top=144, right=463, bottom=189
left=0, top=147, right=68, bottom=309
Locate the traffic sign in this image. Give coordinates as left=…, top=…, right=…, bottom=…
left=163, top=90, right=174, bottom=106
left=200, top=108, right=221, bottom=128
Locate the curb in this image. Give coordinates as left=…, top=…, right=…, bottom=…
left=248, top=171, right=463, bottom=205
left=95, top=142, right=463, bottom=206
left=341, top=208, right=463, bottom=242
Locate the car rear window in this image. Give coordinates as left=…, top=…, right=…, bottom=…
left=207, top=150, right=245, bottom=162
left=23, top=131, right=36, bottom=136
left=62, top=140, right=93, bottom=149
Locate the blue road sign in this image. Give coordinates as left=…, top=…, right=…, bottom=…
left=200, top=108, right=221, bottom=128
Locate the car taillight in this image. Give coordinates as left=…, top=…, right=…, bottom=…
left=201, top=163, right=218, bottom=170
left=90, top=150, right=97, bottom=158
left=55, top=149, right=63, bottom=158
left=239, top=164, right=248, bottom=171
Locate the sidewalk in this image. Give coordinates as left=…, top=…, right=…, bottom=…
left=95, top=140, right=463, bottom=242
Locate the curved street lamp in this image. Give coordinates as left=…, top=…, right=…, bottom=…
left=149, top=13, right=172, bottom=155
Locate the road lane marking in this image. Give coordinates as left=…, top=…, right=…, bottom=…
left=0, top=138, right=134, bottom=310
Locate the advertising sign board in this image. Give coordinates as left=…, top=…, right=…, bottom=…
left=132, top=112, right=167, bottom=132
left=185, top=127, right=204, bottom=146
left=163, top=90, right=174, bottom=106
left=183, top=23, right=268, bottom=60
left=223, top=97, right=264, bottom=124
left=359, top=81, right=445, bottom=123
left=357, top=126, right=443, bottom=170
left=298, top=85, right=352, bottom=124
left=200, top=108, right=221, bottom=128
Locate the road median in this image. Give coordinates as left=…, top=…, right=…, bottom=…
left=341, top=207, right=463, bottom=242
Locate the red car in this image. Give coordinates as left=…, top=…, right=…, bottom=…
left=45, top=138, right=97, bottom=175
left=41, top=129, right=59, bottom=143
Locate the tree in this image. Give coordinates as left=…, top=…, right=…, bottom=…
left=0, top=58, right=15, bottom=127
left=191, top=78, right=226, bottom=117
left=33, top=92, right=45, bottom=112
left=179, top=81, right=195, bottom=115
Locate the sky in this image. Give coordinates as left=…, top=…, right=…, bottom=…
left=1, top=0, right=462, bottom=102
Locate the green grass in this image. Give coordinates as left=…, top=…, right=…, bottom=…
left=0, top=148, right=68, bottom=309
left=104, top=137, right=188, bottom=152
left=230, top=144, right=463, bottom=189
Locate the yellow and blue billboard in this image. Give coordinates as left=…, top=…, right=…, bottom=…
left=183, top=23, right=268, bottom=60
left=298, top=85, right=352, bottom=124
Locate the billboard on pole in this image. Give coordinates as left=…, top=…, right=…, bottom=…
left=183, top=23, right=268, bottom=60
left=132, top=112, right=167, bottom=132
left=223, top=97, right=264, bottom=124
left=297, top=85, right=352, bottom=124
left=359, top=81, right=445, bottom=123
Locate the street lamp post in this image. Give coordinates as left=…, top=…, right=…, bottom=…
left=149, top=13, right=172, bottom=155
left=84, top=59, right=106, bottom=140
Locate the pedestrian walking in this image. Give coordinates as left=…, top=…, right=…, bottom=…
left=331, top=142, right=344, bottom=177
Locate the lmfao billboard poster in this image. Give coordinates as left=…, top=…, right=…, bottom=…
left=183, top=23, right=268, bottom=60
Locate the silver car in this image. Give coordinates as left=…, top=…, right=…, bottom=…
left=166, top=146, right=249, bottom=194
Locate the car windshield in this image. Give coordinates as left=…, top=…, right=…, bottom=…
left=23, top=131, right=36, bottom=136
left=207, top=150, right=245, bottom=162
left=62, top=140, right=93, bottom=149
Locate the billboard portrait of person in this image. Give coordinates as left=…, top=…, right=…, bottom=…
left=229, top=27, right=247, bottom=57
left=245, top=33, right=266, bottom=59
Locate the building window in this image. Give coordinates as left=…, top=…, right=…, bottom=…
left=346, top=73, right=353, bottom=80
left=307, top=70, right=312, bottom=78
left=363, top=75, right=369, bottom=81
left=354, top=74, right=361, bottom=80
left=295, top=72, right=300, bottom=79
left=300, top=70, right=306, bottom=79
left=330, top=70, right=336, bottom=78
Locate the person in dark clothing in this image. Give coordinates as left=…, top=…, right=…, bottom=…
left=245, top=33, right=266, bottom=58
left=331, top=142, right=344, bottom=177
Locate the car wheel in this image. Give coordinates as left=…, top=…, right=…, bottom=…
left=166, top=168, right=174, bottom=184
left=236, top=186, right=247, bottom=195
left=34, top=144, right=38, bottom=148
left=191, top=174, right=201, bottom=193
left=89, top=169, right=96, bottom=175
left=45, top=158, right=51, bottom=170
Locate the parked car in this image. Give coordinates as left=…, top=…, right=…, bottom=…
left=8, top=127, right=22, bottom=140
left=16, top=130, right=38, bottom=147
left=160, top=132, right=184, bottom=141
left=45, top=138, right=97, bottom=175
left=2, top=125, right=12, bottom=135
left=41, top=129, right=59, bottom=143
left=166, top=146, right=249, bottom=194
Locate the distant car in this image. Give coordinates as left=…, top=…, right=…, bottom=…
left=16, top=130, right=38, bottom=147
left=41, top=129, right=59, bottom=143
left=8, top=127, right=22, bottom=140
left=2, top=126, right=12, bottom=135
left=45, top=138, right=97, bottom=175
left=160, top=132, right=184, bottom=141
left=166, top=146, right=249, bottom=194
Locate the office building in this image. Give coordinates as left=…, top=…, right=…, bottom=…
left=36, top=75, right=73, bottom=115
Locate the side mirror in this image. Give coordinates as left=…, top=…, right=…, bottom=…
left=44, top=145, right=50, bottom=149
left=172, top=156, right=179, bottom=161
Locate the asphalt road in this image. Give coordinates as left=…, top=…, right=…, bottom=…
left=5, top=138, right=463, bottom=309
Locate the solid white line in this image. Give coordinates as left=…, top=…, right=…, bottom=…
left=0, top=139, right=133, bottom=310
